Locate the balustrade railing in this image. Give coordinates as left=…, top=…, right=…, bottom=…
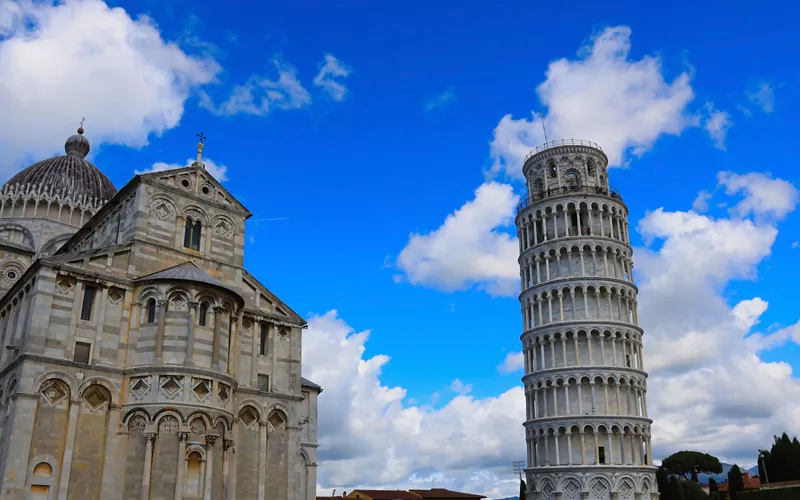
left=518, top=184, right=623, bottom=213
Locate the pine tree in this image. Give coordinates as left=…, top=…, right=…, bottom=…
left=668, top=476, right=685, bottom=500
left=708, top=478, right=718, bottom=492
left=657, top=466, right=671, bottom=500
left=728, top=464, right=744, bottom=500
left=519, top=478, right=527, bottom=500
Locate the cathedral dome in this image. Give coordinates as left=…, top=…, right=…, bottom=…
left=3, top=127, right=117, bottom=203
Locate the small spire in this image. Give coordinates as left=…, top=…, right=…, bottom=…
left=192, top=131, right=205, bottom=169
left=78, top=117, right=85, bottom=135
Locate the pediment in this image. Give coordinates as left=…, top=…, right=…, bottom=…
left=141, top=166, right=251, bottom=217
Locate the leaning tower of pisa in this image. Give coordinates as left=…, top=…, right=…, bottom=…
left=516, top=140, right=658, bottom=500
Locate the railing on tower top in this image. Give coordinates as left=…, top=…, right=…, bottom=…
left=524, top=139, right=604, bottom=162
left=517, top=184, right=623, bottom=213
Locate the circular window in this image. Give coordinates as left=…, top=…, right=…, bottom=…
left=181, top=179, right=191, bottom=188
left=201, top=186, right=211, bottom=195
left=6, top=271, right=16, bottom=280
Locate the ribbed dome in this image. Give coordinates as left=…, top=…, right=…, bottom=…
left=3, top=128, right=116, bottom=203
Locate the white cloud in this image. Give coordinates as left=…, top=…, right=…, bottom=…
left=424, top=88, right=456, bottom=113
left=717, top=171, right=799, bottom=220
left=135, top=157, right=229, bottom=182
left=449, top=379, right=473, bottom=395
left=0, top=0, right=220, bottom=173
left=747, top=82, right=775, bottom=113
left=394, top=182, right=519, bottom=296
left=692, top=190, right=712, bottom=212
left=497, top=351, right=524, bottom=374
left=200, top=60, right=311, bottom=116
left=489, top=25, right=704, bottom=178
left=702, top=103, right=733, bottom=150
left=633, top=174, right=800, bottom=463
left=303, top=311, right=525, bottom=497
left=313, top=53, right=352, bottom=101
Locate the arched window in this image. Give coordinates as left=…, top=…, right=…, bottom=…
left=198, top=301, right=209, bottom=327
left=547, top=161, right=557, bottom=178
left=587, top=158, right=596, bottom=176
left=185, top=451, right=203, bottom=496
left=184, top=218, right=202, bottom=251
left=146, top=298, right=156, bottom=324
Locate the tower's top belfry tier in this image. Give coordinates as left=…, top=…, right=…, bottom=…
left=519, top=140, right=622, bottom=215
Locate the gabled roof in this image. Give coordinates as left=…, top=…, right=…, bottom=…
left=242, top=268, right=306, bottom=327
left=301, top=377, right=323, bottom=392
left=348, top=491, right=422, bottom=499
left=139, top=165, right=252, bottom=218
left=135, top=261, right=243, bottom=306
left=409, top=489, right=486, bottom=499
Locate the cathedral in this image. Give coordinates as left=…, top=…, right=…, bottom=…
left=0, top=127, right=320, bottom=500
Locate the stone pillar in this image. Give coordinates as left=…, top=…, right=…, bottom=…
left=92, top=285, right=109, bottom=363
left=127, top=302, right=142, bottom=367
left=228, top=316, right=239, bottom=377
left=66, top=281, right=84, bottom=357
left=155, top=300, right=168, bottom=361
left=580, top=432, right=586, bottom=465
left=0, top=394, right=38, bottom=498
left=186, top=302, right=198, bottom=365
left=99, top=404, right=124, bottom=499
left=175, top=431, right=189, bottom=500
left=228, top=426, right=238, bottom=500
left=212, top=307, right=224, bottom=369
left=141, top=432, right=156, bottom=500
left=204, top=435, right=217, bottom=500
left=566, top=432, right=573, bottom=465
left=56, top=399, right=80, bottom=500
left=258, top=422, right=267, bottom=500
left=222, top=439, right=234, bottom=499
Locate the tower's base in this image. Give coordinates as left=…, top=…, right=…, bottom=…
left=525, top=466, right=659, bottom=500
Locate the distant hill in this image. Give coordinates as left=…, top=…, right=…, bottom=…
left=696, top=463, right=759, bottom=484
left=496, top=497, right=519, bottom=500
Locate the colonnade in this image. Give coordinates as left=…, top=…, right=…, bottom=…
left=525, top=378, right=648, bottom=419
left=521, top=285, right=638, bottom=330
left=520, top=244, right=634, bottom=290
left=518, top=202, right=630, bottom=253
left=526, top=425, right=653, bottom=468
left=522, top=330, right=644, bottom=373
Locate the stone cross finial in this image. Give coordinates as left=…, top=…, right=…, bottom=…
left=195, top=132, right=206, bottom=168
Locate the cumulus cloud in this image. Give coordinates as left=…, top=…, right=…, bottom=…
left=717, top=171, right=799, bottom=220
left=313, top=53, right=352, bottom=101
left=424, top=87, right=456, bottom=113
left=0, top=0, right=219, bottom=172
left=497, top=351, right=524, bottom=374
left=200, top=60, right=311, bottom=116
left=394, top=182, right=519, bottom=296
left=489, top=25, right=706, bottom=178
left=135, top=157, right=229, bottom=182
left=633, top=174, right=800, bottom=463
left=303, top=311, right=525, bottom=497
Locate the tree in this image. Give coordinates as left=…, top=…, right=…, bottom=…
left=657, top=466, right=671, bottom=499
left=668, top=476, right=686, bottom=500
left=662, top=451, right=723, bottom=481
left=681, top=480, right=709, bottom=500
left=708, top=478, right=718, bottom=493
left=519, top=478, right=527, bottom=500
left=728, top=464, right=744, bottom=500
left=758, top=432, right=800, bottom=483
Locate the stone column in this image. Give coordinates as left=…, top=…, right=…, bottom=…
left=186, top=302, right=198, bottom=365
left=212, top=307, right=225, bottom=369
left=566, top=432, right=573, bottom=465
left=92, top=285, right=109, bottom=363
left=0, top=394, right=38, bottom=498
left=127, top=302, right=142, bottom=367
left=580, top=432, right=586, bottom=464
left=98, top=404, right=124, bottom=499
left=174, top=431, right=189, bottom=500
left=155, top=300, right=168, bottom=361
left=141, top=432, right=156, bottom=500
left=223, top=439, right=234, bottom=499
left=228, top=316, right=239, bottom=377
left=204, top=435, right=217, bottom=500
left=258, top=422, right=267, bottom=500
left=228, top=425, right=238, bottom=500
left=56, top=399, right=80, bottom=500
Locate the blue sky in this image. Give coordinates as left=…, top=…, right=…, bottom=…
left=2, top=0, right=800, bottom=496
